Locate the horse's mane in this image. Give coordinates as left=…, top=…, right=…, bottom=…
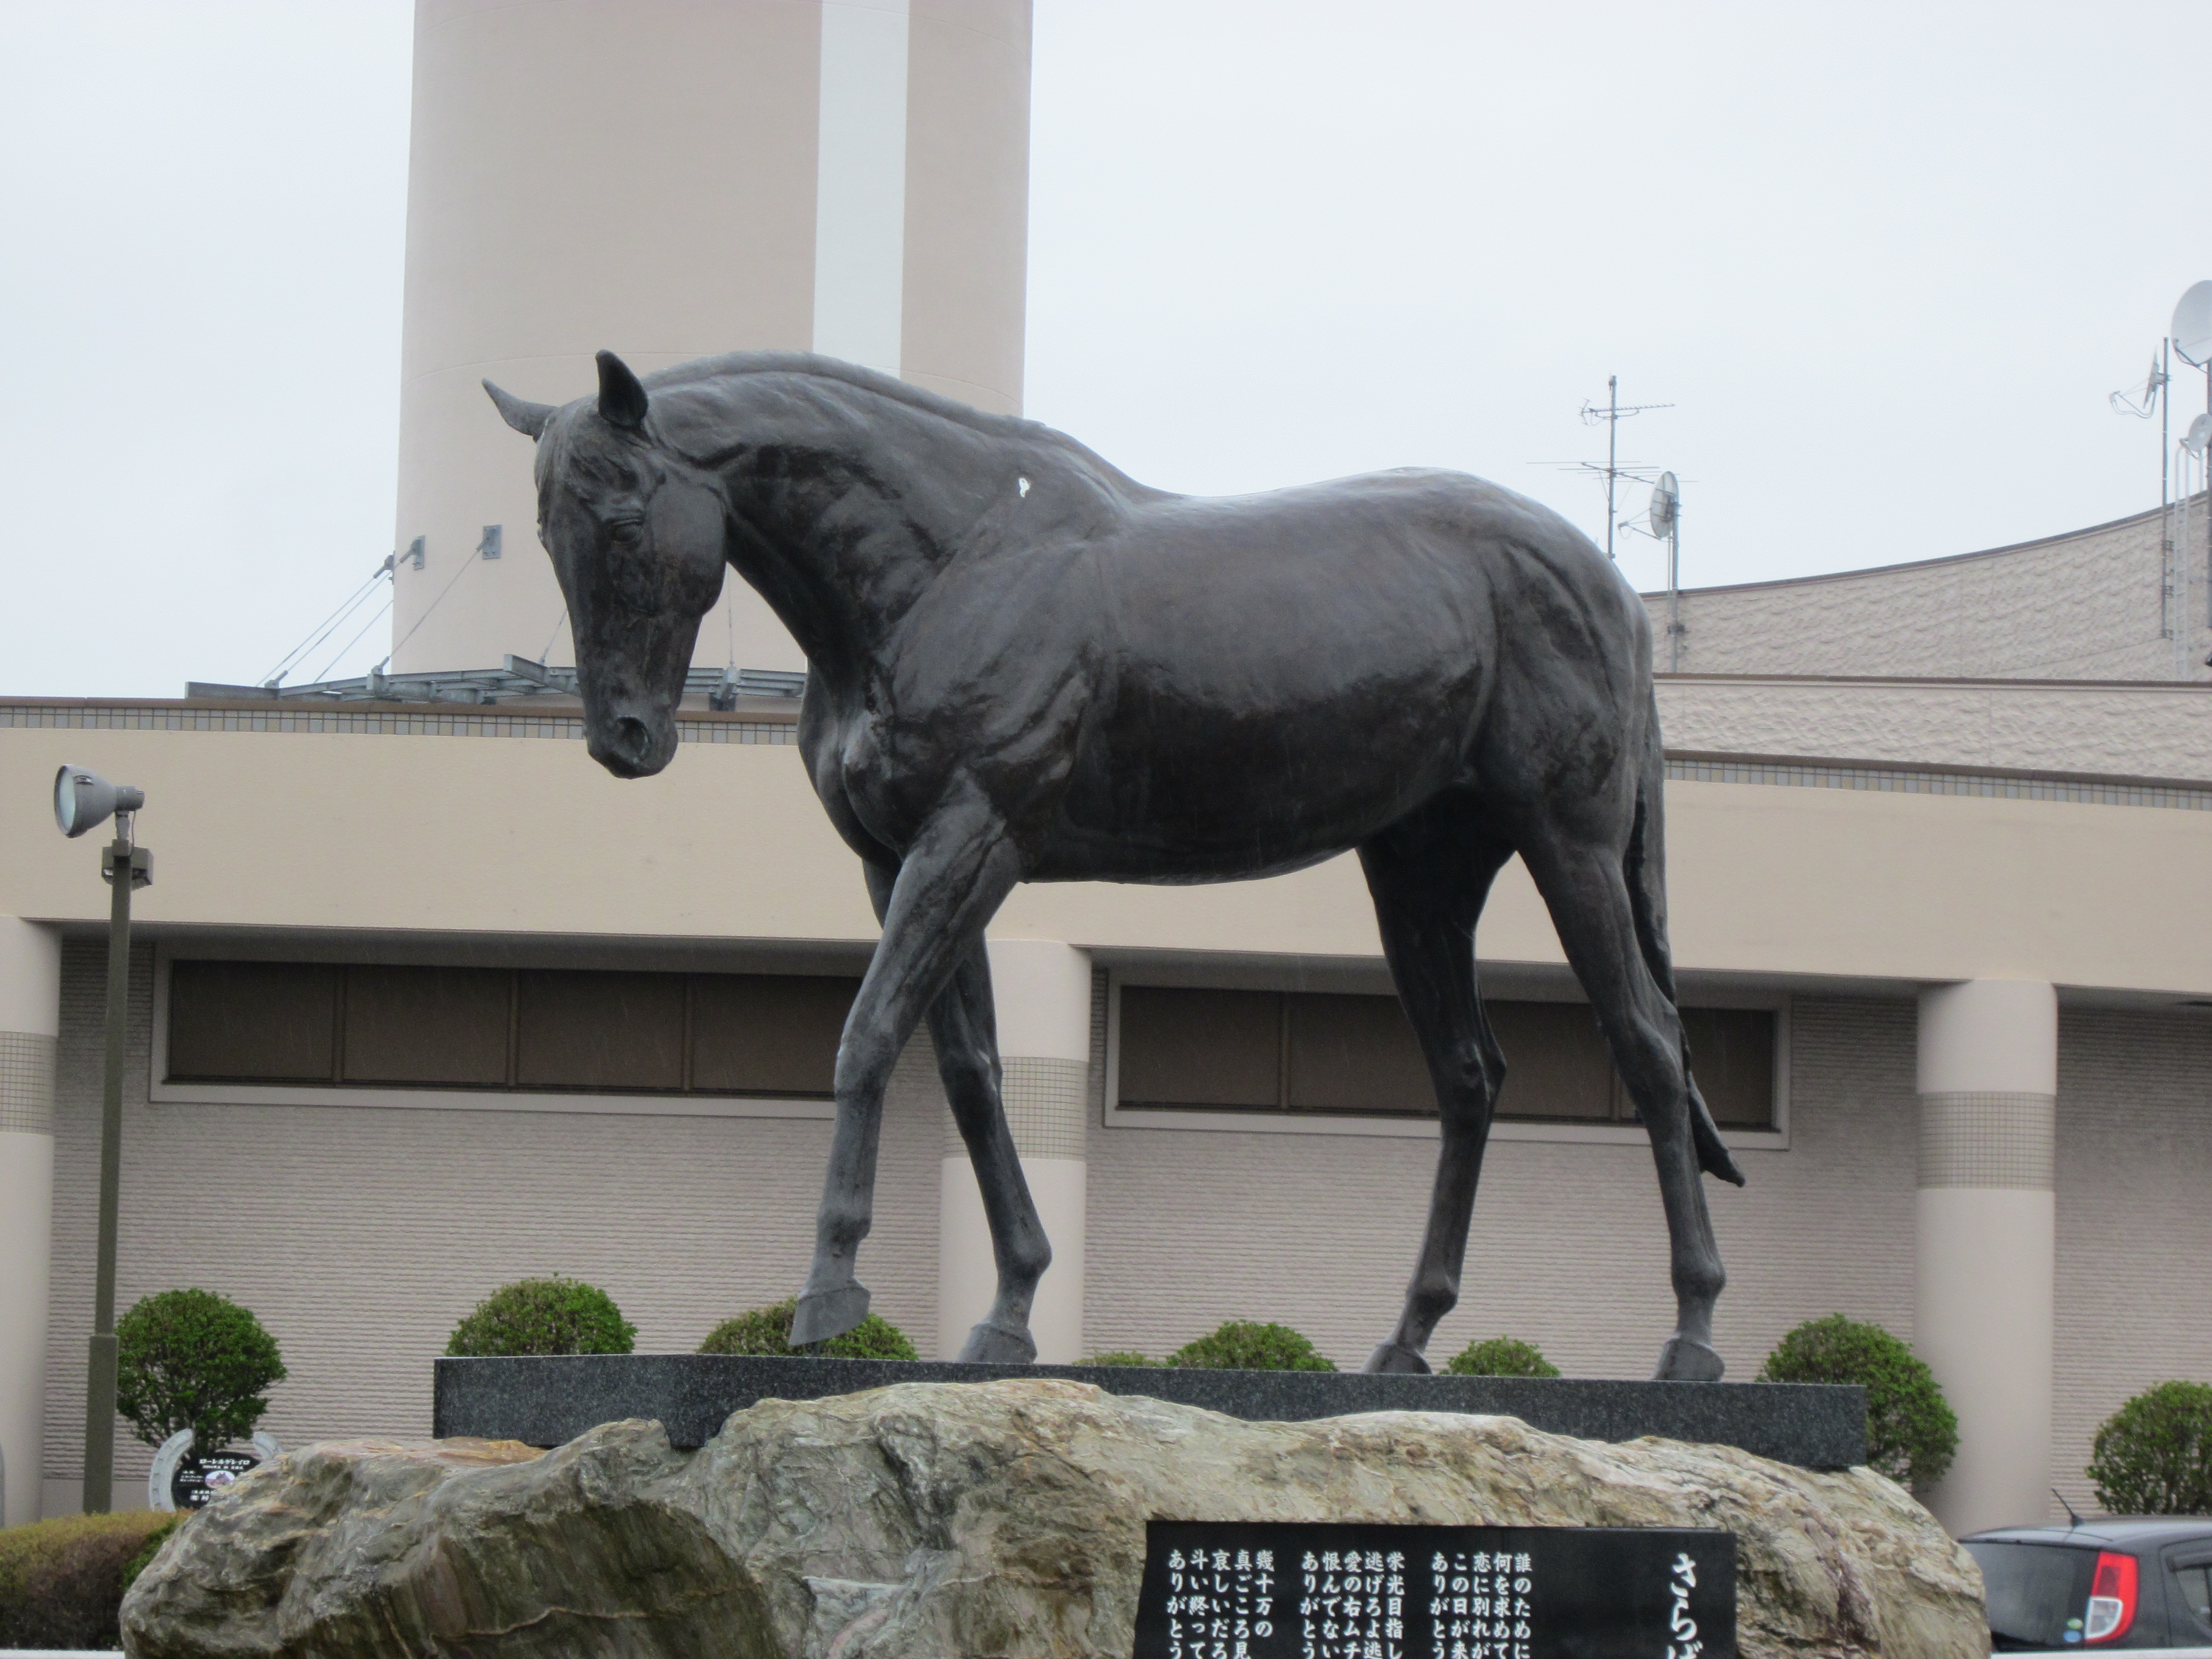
left=644, top=351, right=1164, bottom=500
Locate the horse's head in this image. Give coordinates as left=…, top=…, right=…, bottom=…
left=484, top=352, right=727, bottom=778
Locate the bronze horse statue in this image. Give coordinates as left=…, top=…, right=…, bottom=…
left=487, top=350, right=1745, bottom=1380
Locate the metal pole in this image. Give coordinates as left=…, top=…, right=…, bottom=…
left=81, top=816, right=134, bottom=1514
left=1605, top=375, right=1619, bottom=562
left=2161, top=340, right=2174, bottom=648
left=1667, top=515, right=1682, bottom=674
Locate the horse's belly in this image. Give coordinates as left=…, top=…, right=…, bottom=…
left=1036, top=705, right=1473, bottom=880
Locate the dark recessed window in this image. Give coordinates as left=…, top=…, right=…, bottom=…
left=168, top=961, right=339, bottom=1084
left=342, top=966, right=510, bottom=1086
left=517, top=971, right=686, bottom=1092
left=691, top=973, right=857, bottom=1097
left=166, top=961, right=860, bottom=1099
left=1117, top=986, right=1775, bottom=1128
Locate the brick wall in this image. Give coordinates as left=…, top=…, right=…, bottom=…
left=45, top=948, right=2212, bottom=1521
left=1644, top=503, right=2212, bottom=685
left=2052, top=1007, right=2212, bottom=1514
left=42, top=942, right=948, bottom=1491
left=1656, top=678, right=2212, bottom=780
left=1082, top=998, right=1922, bottom=1379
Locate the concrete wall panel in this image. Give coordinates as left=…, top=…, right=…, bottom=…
left=5, top=729, right=2211, bottom=999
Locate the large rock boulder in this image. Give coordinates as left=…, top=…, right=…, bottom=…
left=122, top=1379, right=1984, bottom=1659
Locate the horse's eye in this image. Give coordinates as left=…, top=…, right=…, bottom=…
left=606, top=517, right=645, bottom=545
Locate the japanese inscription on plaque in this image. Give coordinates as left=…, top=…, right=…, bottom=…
left=1131, top=1522, right=1734, bottom=1659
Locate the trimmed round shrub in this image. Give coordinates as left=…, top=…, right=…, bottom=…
left=1759, top=1314, right=1957, bottom=1488
left=1445, top=1337, right=1561, bottom=1378
left=115, top=1288, right=286, bottom=1452
left=2086, top=1381, right=2212, bottom=1515
left=446, top=1277, right=637, bottom=1357
left=1167, top=1321, right=1337, bottom=1372
left=698, top=1296, right=917, bottom=1360
left=1087, top=1350, right=1154, bottom=1368
left=0, top=1510, right=176, bottom=1650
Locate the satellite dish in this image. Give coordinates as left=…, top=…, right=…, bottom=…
left=1649, top=472, right=1679, bottom=537
left=2184, top=413, right=2211, bottom=458
left=2174, top=280, right=2212, bottom=368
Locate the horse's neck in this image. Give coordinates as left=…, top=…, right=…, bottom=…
left=720, top=382, right=1015, bottom=676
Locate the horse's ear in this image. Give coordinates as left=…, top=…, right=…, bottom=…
left=483, top=380, right=556, bottom=439
left=596, top=350, right=650, bottom=431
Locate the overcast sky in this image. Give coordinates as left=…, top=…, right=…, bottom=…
left=3, top=1, right=2209, bottom=697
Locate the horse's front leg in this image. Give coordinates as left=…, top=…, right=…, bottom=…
left=789, top=786, right=1024, bottom=1347
left=924, top=945, right=1052, bottom=1362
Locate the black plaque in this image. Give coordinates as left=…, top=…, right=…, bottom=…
left=170, top=1451, right=259, bottom=1510
left=1132, top=1522, right=1734, bottom=1659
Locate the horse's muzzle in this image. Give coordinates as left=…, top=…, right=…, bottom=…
left=588, top=713, right=673, bottom=779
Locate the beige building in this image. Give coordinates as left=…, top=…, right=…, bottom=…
left=1, top=0, right=2208, bottom=1549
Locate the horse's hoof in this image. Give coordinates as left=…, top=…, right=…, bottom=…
left=1652, top=1335, right=1725, bottom=1381
left=1363, top=1342, right=1431, bottom=1375
left=790, top=1282, right=871, bottom=1347
left=957, top=1321, right=1037, bottom=1364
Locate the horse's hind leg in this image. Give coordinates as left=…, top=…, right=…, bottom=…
left=1520, top=831, right=1727, bottom=1381
left=1358, top=801, right=1516, bottom=1374
left=924, top=945, right=1052, bottom=1363
left=790, top=788, right=1022, bottom=1347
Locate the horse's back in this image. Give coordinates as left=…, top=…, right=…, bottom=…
left=1095, top=466, right=1646, bottom=721
left=1021, top=467, right=1651, bottom=877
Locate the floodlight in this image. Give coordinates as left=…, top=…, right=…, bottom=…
left=52, top=761, right=154, bottom=1513
left=53, top=765, right=144, bottom=839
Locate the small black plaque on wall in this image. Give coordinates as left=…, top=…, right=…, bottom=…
left=1133, top=1521, right=1734, bottom=1659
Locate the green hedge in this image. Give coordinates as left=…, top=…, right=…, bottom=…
left=2087, top=1381, right=2212, bottom=1515
left=1167, top=1321, right=1336, bottom=1372
left=0, top=1510, right=178, bottom=1650
left=1444, top=1337, right=1561, bottom=1378
left=1759, top=1314, right=1957, bottom=1488
left=1086, top=1350, right=1154, bottom=1367
left=117, top=1287, right=286, bottom=1451
left=698, top=1297, right=917, bottom=1360
left=447, top=1277, right=637, bottom=1357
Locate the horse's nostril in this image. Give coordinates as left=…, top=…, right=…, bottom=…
left=612, top=716, right=651, bottom=761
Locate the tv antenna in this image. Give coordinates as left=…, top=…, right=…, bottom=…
left=1621, top=471, right=1686, bottom=670
left=1577, top=377, right=1673, bottom=561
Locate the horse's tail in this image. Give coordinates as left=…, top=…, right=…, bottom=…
left=1626, top=689, right=1746, bottom=1186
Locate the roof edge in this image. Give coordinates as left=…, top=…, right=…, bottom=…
left=1669, top=748, right=2212, bottom=794
left=1657, top=671, right=2211, bottom=692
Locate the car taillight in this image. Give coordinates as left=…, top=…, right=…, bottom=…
left=2085, top=1551, right=2138, bottom=1643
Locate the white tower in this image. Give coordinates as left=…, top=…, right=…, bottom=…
left=390, top=0, right=1032, bottom=675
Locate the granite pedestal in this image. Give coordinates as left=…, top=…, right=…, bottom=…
left=433, top=1354, right=1865, bottom=1468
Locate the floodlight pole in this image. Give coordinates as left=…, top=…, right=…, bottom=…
left=82, top=813, right=148, bottom=1514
